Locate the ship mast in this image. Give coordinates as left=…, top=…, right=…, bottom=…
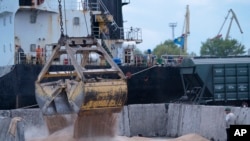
left=183, top=5, right=190, bottom=51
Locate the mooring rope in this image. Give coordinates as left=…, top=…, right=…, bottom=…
left=17, top=104, right=38, bottom=109
left=130, top=65, right=158, bottom=77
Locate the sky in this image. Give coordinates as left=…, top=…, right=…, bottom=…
left=122, top=0, right=250, bottom=55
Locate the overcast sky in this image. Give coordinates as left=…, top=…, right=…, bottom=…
left=122, top=0, right=250, bottom=55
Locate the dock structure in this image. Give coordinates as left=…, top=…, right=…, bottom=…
left=1, top=103, right=250, bottom=140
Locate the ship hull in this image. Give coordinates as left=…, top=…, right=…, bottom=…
left=0, top=64, right=184, bottom=109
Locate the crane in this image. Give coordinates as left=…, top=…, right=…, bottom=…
left=183, top=5, right=190, bottom=51
left=173, top=5, right=190, bottom=51
left=216, top=9, right=243, bottom=40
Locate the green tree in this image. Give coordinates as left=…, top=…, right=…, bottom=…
left=200, top=38, right=245, bottom=57
left=153, top=40, right=186, bottom=58
left=189, top=52, right=197, bottom=57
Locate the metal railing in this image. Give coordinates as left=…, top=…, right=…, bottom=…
left=161, top=54, right=193, bottom=66
left=124, top=27, right=142, bottom=41
left=15, top=50, right=101, bottom=66
left=79, top=0, right=142, bottom=41
left=16, top=52, right=37, bottom=65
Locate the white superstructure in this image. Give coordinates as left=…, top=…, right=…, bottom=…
left=0, top=0, right=142, bottom=66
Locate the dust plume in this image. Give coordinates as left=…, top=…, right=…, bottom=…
left=44, top=114, right=76, bottom=134
left=27, top=111, right=120, bottom=141
left=74, top=111, right=119, bottom=138
left=25, top=125, right=48, bottom=140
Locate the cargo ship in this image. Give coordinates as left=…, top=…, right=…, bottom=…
left=0, top=0, right=249, bottom=110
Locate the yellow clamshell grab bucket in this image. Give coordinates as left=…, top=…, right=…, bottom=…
left=35, top=37, right=127, bottom=116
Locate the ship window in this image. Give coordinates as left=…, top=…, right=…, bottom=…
left=10, top=43, right=12, bottom=52
left=3, top=44, right=6, bottom=52
left=19, top=0, right=32, bottom=6
left=30, top=14, right=37, bottom=23
left=3, top=17, right=6, bottom=26
left=9, top=16, right=12, bottom=24
left=73, top=17, right=80, bottom=25
left=30, top=44, right=36, bottom=52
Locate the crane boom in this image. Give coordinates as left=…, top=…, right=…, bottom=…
left=183, top=5, right=190, bottom=51
left=225, top=9, right=243, bottom=39
left=217, top=9, right=243, bottom=40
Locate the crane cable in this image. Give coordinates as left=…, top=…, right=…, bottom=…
left=58, top=0, right=73, bottom=78
left=63, top=0, right=68, bottom=36
left=58, top=0, right=64, bottom=37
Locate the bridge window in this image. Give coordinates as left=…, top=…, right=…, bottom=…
left=3, top=44, right=6, bottom=52
left=73, top=17, right=80, bottom=25
left=3, top=17, right=6, bottom=26
left=30, top=44, right=36, bottom=52
left=10, top=16, right=12, bottom=24
left=19, top=0, right=32, bottom=6
left=30, top=14, right=37, bottom=23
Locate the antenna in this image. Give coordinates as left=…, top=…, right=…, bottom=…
left=169, top=23, right=177, bottom=40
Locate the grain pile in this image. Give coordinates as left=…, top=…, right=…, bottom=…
left=26, top=111, right=209, bottom=141
left=169, top=133, right=209, bottom=141
left=28, top=133, right=209, bottom=141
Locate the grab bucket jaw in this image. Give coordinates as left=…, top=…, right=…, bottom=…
left=35, top=79, right=127, bottom=115
left=35, top=37, right=128, bottom=136
left=81, top=80, right=127, bottom=112
left=35, top=79, right=85, bottom=115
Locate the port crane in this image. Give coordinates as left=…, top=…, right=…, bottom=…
left=216, top=9, right=243, bottom=40
left=174, top=5, right=190, bottom=51
left=183, top=5, right=190, bottom=51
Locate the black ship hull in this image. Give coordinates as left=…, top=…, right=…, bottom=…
left=0, top=64, right=184, bottom=109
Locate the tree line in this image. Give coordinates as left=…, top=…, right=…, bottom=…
left=135, top=38, right=246, bottom=58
